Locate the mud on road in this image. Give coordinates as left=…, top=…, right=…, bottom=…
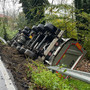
left=0, top=41, right=90, bottom=90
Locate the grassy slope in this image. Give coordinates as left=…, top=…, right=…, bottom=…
left=26, top=59, right=90, bottom=90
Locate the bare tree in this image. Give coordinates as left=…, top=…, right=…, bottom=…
left=1, top=0, right=8, bottom=40
left=11, top=0, right=19, bottom=18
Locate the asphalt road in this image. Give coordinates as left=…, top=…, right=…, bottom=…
left=0, top=56, right=17, bottom=90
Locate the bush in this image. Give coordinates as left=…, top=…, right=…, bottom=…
left=32, top=69, right=72, bottom=90
left=26, top=60, right=73, bottom=90
left=83, top=32, right=90, bottom=59
left=6, top=29, right=18, bottom=40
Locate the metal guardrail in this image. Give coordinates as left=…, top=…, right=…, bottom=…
left=0, top=37, right=7, bottom=44
left=47, top=66, right=90, bottom=83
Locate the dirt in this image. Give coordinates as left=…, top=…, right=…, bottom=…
left=0, top=42, right=47, bottom=90
left=76, top=59, right=90, bottom=72
left=0, top=42, right=30, bottom=90
left=0, top=41, right=90, bottom=90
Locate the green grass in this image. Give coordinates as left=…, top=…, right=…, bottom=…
left=26, top=59, right=90, bottom=90
left=32, top=70, right=74, bottom=90
left=69, top=78, right=90, bottom=90
left=6, top=29, right=18, bottom=40
left=0, top=25, right=18, bottom=40
left=26, top=60, right=74, bottom=90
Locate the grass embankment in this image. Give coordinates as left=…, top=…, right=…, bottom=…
left=25, top=59, right=90, bottom=90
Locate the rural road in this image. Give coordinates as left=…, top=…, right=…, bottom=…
left=0, top=56, right=17, bottom=90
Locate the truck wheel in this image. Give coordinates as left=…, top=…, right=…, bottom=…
left=7, top=41, right=11, bottom=46
left=24, top=26, right=31, bottom=31
left=44, top=23, right=57, bottom=34
left=11, top=41, right=17, bottom=47
left=32, top=25, right=38, bottom=33
left=22, top=30, right=29, bottom=35
left=16, top=45, right=21, bottom=51
left=37, top=24, right=45, bottom=33
left=24, top=49, right=37, bottom=59
left=19, top=47, right=26, bottom=53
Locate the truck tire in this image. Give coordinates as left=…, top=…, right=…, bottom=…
left=24, top=26, right=31, bottom=32
left=19, top=47, right=26, bottom=54
left=16, top=45, right=21, bottom=51
left=37, top=24, right=45, bottom=33
left=32, top=25, right=38, bottom=33
left=24, top=49, right=37, bottom=59
left=44, top=23, right=57, bottom=34
left=22, top=30, right=29, bottom=35
left=11, top=41, right=17, bottom=47
left=7, top=40, right=11, bottom=46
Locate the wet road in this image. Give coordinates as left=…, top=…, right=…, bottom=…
left=0, top=56, right=17, bottom=90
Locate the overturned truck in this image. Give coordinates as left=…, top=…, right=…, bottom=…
left=7, top=23, right=86, bottom=70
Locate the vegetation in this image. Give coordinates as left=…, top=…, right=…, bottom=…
left=75, top=0, right=90, bottom=41
left=44, top=4, right=77, bottom=39
left=0, top=0, right=90, bottom=89
left=74, top=0, right=90, bottom=59
left=26, top=59, right=90, bottom=90
left=19, top=0, right=49, bottom=26
left=26, top=59, right=73, bottom=90
left=69, top=78, right=90, bottom=90
left=0, top=17, right=18, bottom=40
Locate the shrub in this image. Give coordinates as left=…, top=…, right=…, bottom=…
left=32, top=69, right=72, bottom=90
left=83, top=32, right=90, bottom=59
left=26, top=60, right=73, bottom=90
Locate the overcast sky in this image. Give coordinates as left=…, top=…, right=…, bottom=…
left=49, top=0, right=73, bottom=5
left=0, top=0, right=22, bottom=15
left=0, top=0, right=73, bottom=15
